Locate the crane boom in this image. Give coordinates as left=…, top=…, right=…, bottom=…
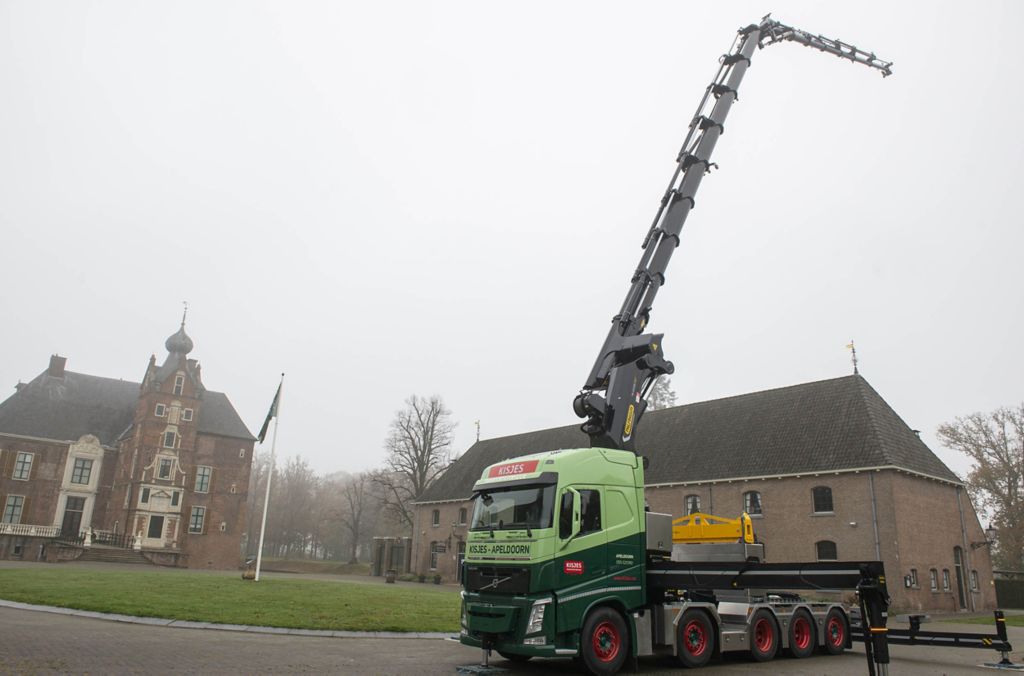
left=573, top=16, right=891, bottom=451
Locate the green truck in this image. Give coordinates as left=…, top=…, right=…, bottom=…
left=459, top=16, right=897, bottom=676
left=458, top=447, right=888, bottom=674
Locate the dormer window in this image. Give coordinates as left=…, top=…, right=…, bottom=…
left=163, top=431, right=177, bottom=449
left=173, top=375, right=185, bottom=396
left=155, top=403, right=167, bottom=418
left=181, top=408, right=193, bottom=422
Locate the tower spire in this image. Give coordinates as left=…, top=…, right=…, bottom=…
left=181, top=301, right=189, bottom=328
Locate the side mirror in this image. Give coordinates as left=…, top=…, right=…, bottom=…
left=558, top=488, right=582, bottom=548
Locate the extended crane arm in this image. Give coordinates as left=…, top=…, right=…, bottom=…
left=574, top=16, right=891, bottom=451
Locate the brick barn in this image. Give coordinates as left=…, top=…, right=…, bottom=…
left=412, top=375, right=995, bottom=613
left=0, top=320, right=255, bottom=569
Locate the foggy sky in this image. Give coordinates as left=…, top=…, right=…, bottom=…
left=1, top=1, right=1021, bottom=482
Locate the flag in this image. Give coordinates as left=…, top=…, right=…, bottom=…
left=845, top=342, right=855, bottom=350
left=258, top=381, right=282, bottom=443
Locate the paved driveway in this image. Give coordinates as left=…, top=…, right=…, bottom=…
left=1, top=604, right=1021, bottom=675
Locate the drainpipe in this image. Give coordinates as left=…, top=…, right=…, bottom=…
left=868, top=473, right=882, bottom=560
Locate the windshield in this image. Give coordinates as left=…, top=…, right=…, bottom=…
left=470, top=485, right=555, bottom=531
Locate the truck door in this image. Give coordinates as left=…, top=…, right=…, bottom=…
left=555, top=486, right=608, bottom=632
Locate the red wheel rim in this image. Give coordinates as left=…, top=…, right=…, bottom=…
left=754, top=618, right=774, bottom=653
left=827, top=616, right=844, bottom=646
left=792, top=616, right=811, bottom=650
left=592, top=620, right=621, bottom=663
left=683, top=620, right=708, bottom=656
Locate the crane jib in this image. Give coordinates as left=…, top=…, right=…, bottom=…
left=574, top=17, right=891, bottom=453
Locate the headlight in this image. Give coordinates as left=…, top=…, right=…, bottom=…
left=526, top=601, right=547, bottom=635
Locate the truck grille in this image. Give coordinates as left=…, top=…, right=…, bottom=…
left=465, top=565, right=530, bottom=594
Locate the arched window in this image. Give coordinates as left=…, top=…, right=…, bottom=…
left=815, top=540, right=837, bottom=561
left=685, top=494, right=701, bottom=515
left=812, top=486, right=834, bottom=513
left=929, top=568, right=938, bottom=590
left=971, top=570, right=979, bottom=591
left=743, top=491, right=762, bottom=515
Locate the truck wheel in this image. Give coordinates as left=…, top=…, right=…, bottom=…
left=580, top=607, right=629, bottom=675
left=748, top=609, right=778, bottom=662
left=788, top=609, right=816, bottom=658
left=823, top=608, right=848, bottom=655
left=497, top=651, right=531, bottom=662
left=676, top=608, right=715, bottom=668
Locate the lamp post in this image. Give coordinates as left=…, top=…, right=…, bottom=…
left=972, top=525, right=997, bottom=550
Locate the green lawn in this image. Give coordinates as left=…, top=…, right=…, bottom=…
left=941, top=613, right=1024, bottom=627
left=0, top=568, right=459, bottom=632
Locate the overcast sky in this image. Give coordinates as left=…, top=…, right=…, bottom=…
left=1, top=1, right=1021, bottom=481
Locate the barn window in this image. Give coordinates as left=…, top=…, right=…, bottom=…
left=743, top=491, right=762, bottom=515
left=812, top=486, right=834, bottom=513
left=685, top=495, right=701, bottom=515
left=815, top=540, right=838, bottom=561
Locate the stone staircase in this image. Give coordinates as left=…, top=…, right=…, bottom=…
left=74, top=546, right=151, bottom=565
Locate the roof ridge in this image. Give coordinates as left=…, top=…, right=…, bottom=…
left=656, top=374, right=861, bottom=412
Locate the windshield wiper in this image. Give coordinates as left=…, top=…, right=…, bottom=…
left=505, top=522, right=533, bottom=537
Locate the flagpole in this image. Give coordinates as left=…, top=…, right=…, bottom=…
left=254, top=373, right=283, bottom=582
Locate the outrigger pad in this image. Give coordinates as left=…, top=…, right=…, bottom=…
left=455, top=666, right=509, bottom=675
left=981, top=663, right=1024, bottom=671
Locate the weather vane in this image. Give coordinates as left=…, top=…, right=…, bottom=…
left=846, top=340, right=859, bottom=375
left=181, top=300, right=189, bottom=328
left=475, top=420, right=480, bottom=443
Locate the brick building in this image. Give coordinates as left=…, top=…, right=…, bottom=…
left=412, top=375, right=996, bottom=613
left=0, top=321, right=256, bottom=569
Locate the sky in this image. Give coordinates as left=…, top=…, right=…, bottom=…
left=1, top=1, right=1021, bottom=481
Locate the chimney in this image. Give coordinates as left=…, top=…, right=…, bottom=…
left=48, top=354, right=67, bottom=378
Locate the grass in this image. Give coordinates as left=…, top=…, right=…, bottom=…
left=941, top=613, right=1024, bottom=626
left=0, top=568, right=459, bottom=632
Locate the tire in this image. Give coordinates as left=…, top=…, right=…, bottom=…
left=580, top=607, right=629, bottom=676
left=676, top=608, right=716, bottom=668
left=823, top=608, right=848, bottom=655
left=748, top=609, right=779, bottom=662
left=788, top=609, right=816, bottom=658
left=497, top=651, right=532, bottom=662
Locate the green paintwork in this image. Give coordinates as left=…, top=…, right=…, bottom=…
left=461, top=447, right=647, bottom=658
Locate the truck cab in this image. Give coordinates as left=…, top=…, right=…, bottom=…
left=460, top=447, right=645, bottom=671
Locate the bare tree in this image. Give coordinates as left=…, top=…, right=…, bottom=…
left=937, top=404, right=1024, bottom=570
left=373, top=395, right=455, bottom=530
left=647, top=376, right=678, bottom=411
left=338, top=472, right=372, bottom=563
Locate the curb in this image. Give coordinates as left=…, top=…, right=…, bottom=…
left=0, top=599, right=452, bottom=640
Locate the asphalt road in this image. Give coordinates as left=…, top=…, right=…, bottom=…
left=1, top=605, right=1021, bottom=675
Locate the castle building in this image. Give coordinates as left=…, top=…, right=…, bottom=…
left=412, top=375, right=996, bottom=613
left=0, top=321, right=255, bottom=569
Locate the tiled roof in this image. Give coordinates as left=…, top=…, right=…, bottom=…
left=417, top=375, right=959, bottom=502
left=0, top=369, right=255, bottom=446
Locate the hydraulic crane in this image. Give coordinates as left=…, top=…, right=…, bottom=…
left=573, top=15, right=891, bottom=451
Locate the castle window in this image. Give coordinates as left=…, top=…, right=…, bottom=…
left=909, top=568, right=918, bottom=587
left=171, top=491, right=180, bottom=507
left=141, top=487, right=150, bottom=504
left=195, top=466, right=212, bottom=493
left=971, top=570, right=979, bottom=591
left=431, top=509, right=440, bottom=527
left=685, top=494, right=701, bottom=515
left=815, top=540, right=838, bottom=561
left=182, top=408, right=193, bottom=422
left=189, top=506, right=206, bottom=534
left=155, top=403, right=167, bottom=417
left=158, top=458, right=173, bottom=480
left=743, top=490, right=762, bottom=515
left=2, top=496, right=24, bottom=524
left=12, top=452, right=33, bottom=480
left=71, top=458, right=93, bottom=485
left=812, top=486, right=834, bottom=513
left=930, top=569, right=938, bottom=590
left=173, top=375, right=185, bottom=396
left=163, top=431, right=177, bottom=449
left=942, top=569, right=951, bottom=591
left=429, top=541, right=439, bottom=570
